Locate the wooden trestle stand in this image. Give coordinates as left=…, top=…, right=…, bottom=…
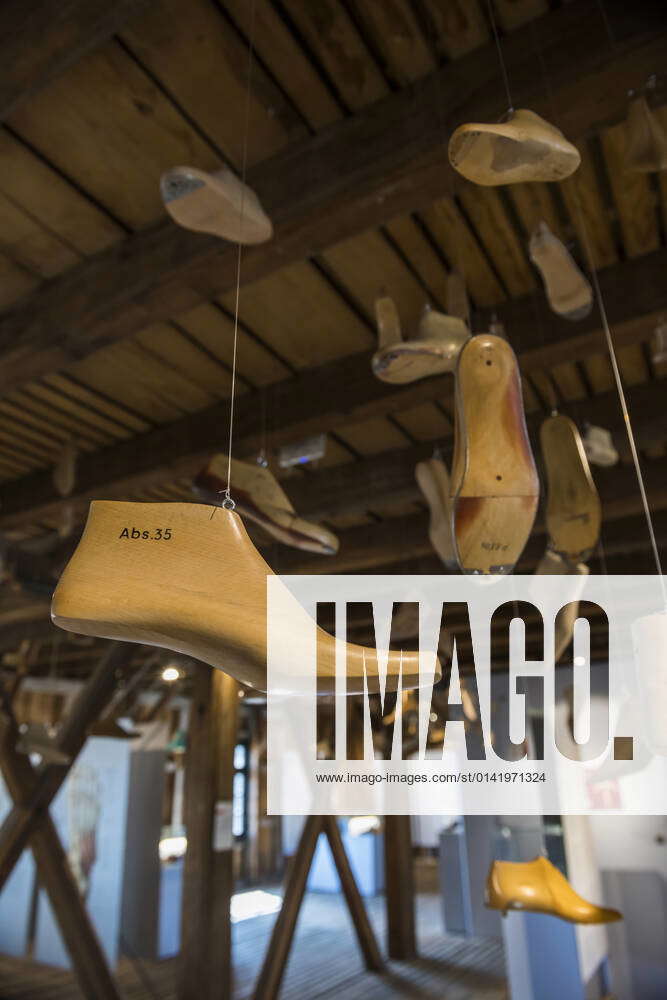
left=253, top=814, right=384, bottom=999
left=0, top=642, right=133, bottom=1000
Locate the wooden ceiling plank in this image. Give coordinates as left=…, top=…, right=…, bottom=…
left=653, top=106, right=667, bottom=236
left=176, top=302, right=290, bottom=388
left=320, top=229, right=430, bottom=332
left=334, top=416, right=411, bottom=456
left=615, top=342, right=650, bottom=386
left=67, top=340, right=216, bottom=424
left=458, top=186, right=536, bottom=297
left=368, top=498, right=422, bottom=520
left=520, top=377, right=541, bottom=413
left=312, top=435, right=356, bottom=469
left=582, top=353, right=615, bottom=395
left=528, top=369, right=557, bottom=410
left=280, top=0, right=389, bottom=110
left=7, top=42, right=221, bottom=230
left=222, top=0, right=342, bottom=130
left=120, top=0, right=306, bottom=167
left=134, top=323, right=234, bottom=399
left=41, top=374, right=151, bottom=435
left=508, top=183, right=566, bottom=241
left=0, top=131, right=124, bottom=256
left=1, top=2, right=663, bottom=393
left=493, top=0, right=549, bottom=33
left=218, top=260, right=373, bottom=368
left=419, top=197, right=505, bottom=308
left=19, top=383, right=136, bottom=442
left=0, top=253, right=39, bottom=309
left=0, top=190, right=79, bottom=279
left=549, top=361, right=588, bottom=403
left=601, top=121, right=660, bottom=259
left=418, top=0, right=489, bottom=59
left=383, top=215, right=451, bottom=308
left=560, top=139, right=618, bottom=270
left=392, top=401, right=453, bottom=441
left=353, top=0, right=436, bottom=85
left=0, top=422, right=55, bottom=464
left=0, top=394, right=109, bottom=451
left=0, top=0, right=150, bottom=120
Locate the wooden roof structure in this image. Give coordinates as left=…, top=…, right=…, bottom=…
left=0, top=0, right=666, bottom=679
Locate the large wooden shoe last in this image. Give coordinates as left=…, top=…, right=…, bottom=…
left=451, top=335, right=539, bottom=574
left=51, top=502, right=433, bottom=694
left=448, top=109, right=580, bottom=186
left=541, top=414, right=601, bottom=564
left=160, top=165, right=272, bottom=244
left=195, top=453, right=338, bottom=555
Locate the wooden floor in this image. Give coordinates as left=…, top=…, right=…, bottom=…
left=0, top=893, right=506, bottom=1000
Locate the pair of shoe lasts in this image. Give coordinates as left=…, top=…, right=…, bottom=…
left=195, top=452, right=338, bottom=556
left=486, top=855, right=622, bottom=923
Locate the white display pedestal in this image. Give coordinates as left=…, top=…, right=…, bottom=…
left=439, top=817, right=502, bottom=939
left=502, top=910, right=587, bottom=1000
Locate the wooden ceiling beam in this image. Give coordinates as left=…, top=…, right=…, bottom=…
left=0, top=0, right=149, bottom=120
left=0, top=1, right=665, bottom=394
left=288, top=433, right=667, bottom=525
left=275, top=504, right=667, bottom=575
left=0, top=363, right=664, bottom=533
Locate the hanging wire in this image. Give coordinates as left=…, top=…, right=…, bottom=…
left=486, top=0, right=514, bottom=114
left=596, top=0, right=616, bottom=55
left=525, top=9, right=665, bottom=606
left=572, top=186, right=666, bottom=600
left=213, top=0, right=257, bottom=518
left=430, top=40, right=472, bottom=331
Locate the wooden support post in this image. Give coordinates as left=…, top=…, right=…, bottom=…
left=0, top=702, right=122, bottom=1000
left=254, top=815, right=324, bottom=1000
left=254, top=815, right=384, bottom=999
left=0, top=642, right=132, bottom=891
left=322, top=816, right=383, bottom=971
left=383, top=815, right=416, bottom=960
left=178, top=664, right=238, bottom=1000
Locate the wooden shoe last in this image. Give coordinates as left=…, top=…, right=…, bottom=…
left=529, top=222, right=592, bottom=321
left=451, top=335, right=539, bottom=574
left=415, top=456, right=457, bottom=570
left=449, top=109, right=580, bottom=186
left=51, top=502, right=434, bottom=694
left=372, top=299, right=469, bottom=385
left=161, top=165, right=272, bottom=243
left=486, top=856, right=621, bottom=924
left=541, top=414, right=601, bottom=564
left=195, top=453, right=338, bottom=555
